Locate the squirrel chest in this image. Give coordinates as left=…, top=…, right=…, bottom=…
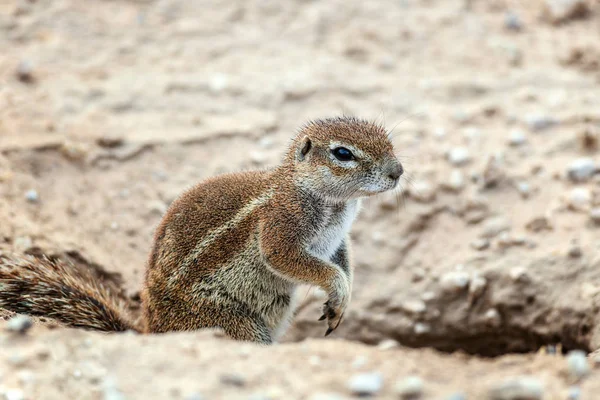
left=308, top=199, right=360, bottom=261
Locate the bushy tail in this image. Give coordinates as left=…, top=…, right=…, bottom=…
left=0, top=254, right=138, bottom=332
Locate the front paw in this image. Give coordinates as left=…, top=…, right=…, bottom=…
left=319, top=280, right=350, bottom=336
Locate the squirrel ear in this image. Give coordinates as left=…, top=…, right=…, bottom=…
left=296, top=136, right=312, bottom=161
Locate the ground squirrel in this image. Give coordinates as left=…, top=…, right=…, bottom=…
left=0, top=116, right=403, bottom=343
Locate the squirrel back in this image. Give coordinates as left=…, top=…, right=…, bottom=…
left=0, top=255, right=137, bottom=332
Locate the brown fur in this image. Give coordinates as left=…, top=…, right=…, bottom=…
left=0, top=116, right=402, bottom=343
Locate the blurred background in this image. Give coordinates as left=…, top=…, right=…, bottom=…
left=1, top=0, right=600, bottom=380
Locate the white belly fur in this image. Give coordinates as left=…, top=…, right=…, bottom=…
left=308, top=199, right=360, bottom=261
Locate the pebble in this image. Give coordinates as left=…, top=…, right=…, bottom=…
left=567, top=158, right=596, bottom=182
left=443, top=170, right=465, bottom=192
left=481, top=156, right=505, bottom=189
left=249, top=151, right=267, bottom=165
left=220, top=373, right=246, bottom=387
left=567, top=350, right=589, bottom=379
left=471, top=238, right=490, bottom=251
left=516, top=181, right=531, bottom=199
left=507, top=129, right=527, bottom=146
left=509, top=266, right=529, bottom=283
left=400, top=299, right=427, bottom=315
left=590, top=208, right=600, bottom=224
left=2, top=389, right=25, bottom=400
left=394, top=376, right=424, bottom=399
left=16, top=60, right=34, bottom=83
left=567, top=386, right=581, bottom=400
left=6, top=315, right=33, bottom=334
left=413, top=323, right=431, bottom=335
left=447, top=147, right=471, bottom=166
left=421, top=291, right=437, bottom=302
left=525, top=216, right=552, bottom=232
left=543, top=0, right=590, bottom=24
left=566, top=187, right=591, bottom=211
left=483, top=308, right=502, bottom=327
left=377, top=340, right=399, bottom=351
left=25, top=189, right=39, bottom=203
left=440, top=271, right=470, bottom=293
left=409, top=181, right=436, bottom=203
left=504, top=11, right=522, bottom=31
left=497, top=233, right=528, bottom=249
left=102, top=377, right=125, bottom=400
left=347, top=373, right=383, bottom=396
left=524, top=113, right=556, bottom=132
left=567, top=241, right=582, bottom=258
left=488, top=377, right=543, bottom=400
left=480, top=216, right=510, bottom=239
left=469, top=274, right=487, bottom=299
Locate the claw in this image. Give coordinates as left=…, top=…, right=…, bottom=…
left=318, top=314, right=326, bottom=321
left=333, top=313, right=344, bottom=330
left=325, top=327, right=334, bottom=337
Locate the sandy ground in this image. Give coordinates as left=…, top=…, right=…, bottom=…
left=1, top=0, right=600, bottom=398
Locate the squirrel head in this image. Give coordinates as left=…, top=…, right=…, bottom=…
left=286, top=116, right=403, bottom=202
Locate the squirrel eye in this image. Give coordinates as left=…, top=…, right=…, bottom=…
left=332, top=147, right=355, bottom=162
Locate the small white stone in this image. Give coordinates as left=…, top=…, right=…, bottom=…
left=208, top=73, right=228, bottom=93
left=567, top=385, right=581, bottom=400
left=567, top=350, right=589, bottom=379
left=543, top=0, right=590, bottom=24
left=524, top=113, right=556, bottom=132
left=395, top=376, right=424, bottom=399
left=414, top=323, right=431, bottom=335
left=421, top=291, right=437, bottom=302
left=509, top=267, right=529, bottom=282
left=504, top=11, right=522, bottom=31
left=6, top=315, right=33, bottom=334
left=480, top=217, right=511, bottom=239
left=442, top=170, right=465, bottom=192
left=470, top=238, right=490, bottom=251
left=25, top=189, right=39, bottom=203
left=3, top=389, right=25, bottom=400
left=440, top=271, right=471, bottom=293
left=447, top=147, right=471, bottom=166
left=400, top=299, right=427, bottom=315
left=484, top=308, right=501, bottom=327
left=409, top=181, right=436, bottom=203
left=258, top=136, right=274, bottom=148
left=488, top=377, right=543, bottom=400
left=469, top=274, right=487, bottom=299
left=567, top=187, right=591, bottom=211
left=508, top=129, right=527, bottom=146
left=567, top=158, right=596, bottom=182
left=309, top=356, right=321, bottom=366
left=249, top=151, right=267, bottom=165
left=516, top=181, right=531, bottom=198
left=347, top=373, right=383, bottom=396
left=377, top=339, right=399, bottom=351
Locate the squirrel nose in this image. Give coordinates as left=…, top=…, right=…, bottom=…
left=388, top=163, right=403, bottom=181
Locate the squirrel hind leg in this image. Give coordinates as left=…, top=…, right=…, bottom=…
left=146, top=296, right=272, bottom=344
